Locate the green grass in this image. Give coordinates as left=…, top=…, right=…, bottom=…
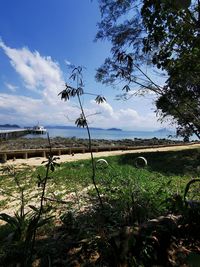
left=1, top=149, right=200, bottom=221
left=118, top=149, right=200, bottom=176
left=1, top=148, right=200, bottom=266
left=36, top=150, right=200, bottom=214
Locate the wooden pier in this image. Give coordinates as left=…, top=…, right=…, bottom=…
left=0, top=146, right=128, bottom=162
left=0, top=142, right=196, bottom=163
left=0, top=127, right=47, bottom=140
left=0, top=129, right=30, bottom=140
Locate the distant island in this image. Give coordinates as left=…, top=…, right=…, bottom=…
left=107, top=128, right=122, bottom=131
left=45, top=125, right=122, bottom=131
left=0, top=124, right=20, bottom=128
left=154, top=128, right=174, bottom=135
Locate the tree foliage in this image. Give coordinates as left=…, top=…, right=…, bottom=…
left=96, top=0, right=200, bottom=139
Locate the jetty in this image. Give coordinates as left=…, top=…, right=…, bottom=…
left=0, top=142, right=199, bottom=163
left=0, top=146, right=128, bottom=162
left=0, top=127, right=47, bottom=140
left=0, top=129, right=30, bottom=140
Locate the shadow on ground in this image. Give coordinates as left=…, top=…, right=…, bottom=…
left=0, top=203, right=131, bottom=267
left=1, top=201, right=200, bottom=267
left=117, top=148, right=200, bottom=175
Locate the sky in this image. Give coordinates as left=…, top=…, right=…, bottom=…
left=0, top=0, right=169, bottom=131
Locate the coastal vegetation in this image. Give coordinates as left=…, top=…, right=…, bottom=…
left=1, top=0, right=200, bottom=266
left=0, top=148, right=200, bottom=266
left=96, top=0, right=200, bottom=140
left=0, top=136, right=184, bottom=151
left=0, top=53, right=200, bottom=265
left=0, top=124, right=20, bottom=128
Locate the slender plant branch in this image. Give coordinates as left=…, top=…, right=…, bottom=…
left=121, top=58, right=200, bottom=139
left=25, top=132, right=53, bottom=265
left=75, top=74, right=103, bottom=208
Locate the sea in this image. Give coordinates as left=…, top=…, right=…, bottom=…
left=0, top=126, right=177, bottom=140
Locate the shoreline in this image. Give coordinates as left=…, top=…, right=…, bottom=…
left=0, top=136, right=184, bottom=151
left=2, top=143, right=200, bottom=167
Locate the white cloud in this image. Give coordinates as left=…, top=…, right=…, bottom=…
left=0, top=41, right=81, bottom=126
left=0, top=91, right=164, bottom=130
left=4, top=82, right=18, bottom=92
left=0, top=93, right=80, bottom=126
left=0, top=40, right=165, bottom=130
left=0, top=40, right=64, bottom=105
left=96, top=101, right=117, bottom=118
left=89, top=101, right=164, bottom=130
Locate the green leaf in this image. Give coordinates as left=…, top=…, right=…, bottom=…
left=95, top=95, right=106, bottom=104
left=37, top=216, right=54, bottom=228
left=122, top=85, right=131, bottom=92
left=28, top=205, right=39, bottom=213
left=184, top=179, right=200, bottom=202
left=0, top=213, right=18, bottom=226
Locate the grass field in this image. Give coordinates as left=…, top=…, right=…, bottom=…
left=1, top=148, right=200, bottom=218
left=0, top=148, right=200, bottom=266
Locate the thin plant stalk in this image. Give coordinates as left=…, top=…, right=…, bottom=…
left=77, top=92, right=103, bottom=208
left=25, top=133, right=52, bottom=265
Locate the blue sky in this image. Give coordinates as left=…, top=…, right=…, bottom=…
left=0, top=0, right=168, bottom=130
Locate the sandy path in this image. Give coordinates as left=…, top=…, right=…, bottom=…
left=2, top=143, right=200, bottom=167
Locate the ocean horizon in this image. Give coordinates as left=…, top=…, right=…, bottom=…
left=25, top=127, right=177, bottom=140
left=0, top=126, right=177, bottom=140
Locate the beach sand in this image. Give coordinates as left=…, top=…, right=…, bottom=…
left=2, top=143, right=200, bottom=167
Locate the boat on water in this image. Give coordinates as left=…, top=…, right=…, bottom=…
left=31, top=125, right=47, bottom=134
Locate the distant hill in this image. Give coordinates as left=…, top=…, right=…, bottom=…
left=46, top=125, right=102, bottom=130
left=153, top=128, right=174, bottom=135
left=107, top=128, right=122, bottom=131
left=46, top=125, right=122, bottom=131
left=0, top=124, right=20, bottom=128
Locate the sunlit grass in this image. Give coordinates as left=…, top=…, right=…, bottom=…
left=1, top=149, right=200, bottom=220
